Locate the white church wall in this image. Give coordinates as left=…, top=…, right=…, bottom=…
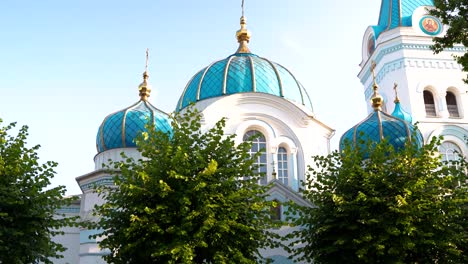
left=93, top=148, right=142, bottom=170
left=191, top=93, right=334, bottom=190
left=50, top=200, right=81, bottom=264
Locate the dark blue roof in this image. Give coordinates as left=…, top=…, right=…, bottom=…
left=339, top=110, right=423, bottom=157
left=176, top=53, right=313, bottom=112
left=96, top=100, right=171, bottom=153
left=372, top=0, right=434, bottom=38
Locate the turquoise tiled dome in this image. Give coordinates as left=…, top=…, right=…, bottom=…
left=339, top=110, right=423, bottom=157
left=176, top=53, right=313, bottom=112
left=391, top=101, right=413, bottom=123
left=372, top=0, right=434, bottom=38
left=96, top=100, right=171, bottom=153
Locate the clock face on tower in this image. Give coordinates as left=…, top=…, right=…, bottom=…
left=420, top=16, right=442, bottom=35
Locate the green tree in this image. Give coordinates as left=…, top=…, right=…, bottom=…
left=287, top=137, right=467, bottom=263
left=92, top=108, right=279, bottom=263
left=0, top=119, right=74, bottom=263
left=430, top=0, right=468, bottom=83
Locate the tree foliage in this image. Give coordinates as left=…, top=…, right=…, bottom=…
left=92, top=108, right=279, bottom=263
left=0, top=119, right=73, bottom=263
left=430, top=0, right=468, bottom=83
left=287, top=136, right=467, bottom=263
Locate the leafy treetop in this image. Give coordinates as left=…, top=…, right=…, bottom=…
left=287, top=135, right=467, bottom=263
left=0, top=119, right=75, bottom=264
left=92, top=107, right=280, bottom=264
left=430, top=0, right=468, bottom=83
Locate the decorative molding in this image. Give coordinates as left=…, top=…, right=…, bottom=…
left=364, top=57, right=463, bottom=100
left=79, top=176, right=114, bottom=191
left=55, top=206, right=80, bottom=214
left=362, top=43, right=466, bottom=84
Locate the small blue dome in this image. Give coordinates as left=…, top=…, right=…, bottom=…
left=339, top=110, right=423, bottom=157
left=96, top=100, right=171, bottom=153
left=391, top=101, right=413, bottom=123
left=176, top=53, right=313, bottom=112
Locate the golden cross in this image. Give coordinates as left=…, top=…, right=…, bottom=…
left=145, top=48, right=149, bottom=72
left=370, top=60, right=377, bottom=81
left=241, top=0, right=245, bottom=17
left=393, top=82, right=399, bottom=101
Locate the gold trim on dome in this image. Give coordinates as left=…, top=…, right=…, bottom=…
left=263, top=57, right=284, bottom=97
left=197, top=60, right=221, bottom=100
left=178, top=69, right=200, bottom=110
left=248, top=56, right=256, bottom=92
left=377, top=111, right=383, bottom=140
left=222, top=56, right=235, bottom=94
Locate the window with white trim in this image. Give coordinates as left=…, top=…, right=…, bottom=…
left=277, top=147, right=288, bottom=185
left=446, top=91, right=459, bottom=118
left=270, top=200, right=281, bottom=221
left=243, top=130, right=267, bottom=185
left=439, top=141, right=462, bottom=162
left=424, top=90, right=437, bottom=117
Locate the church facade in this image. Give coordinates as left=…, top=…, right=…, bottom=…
left=52, top=1, right=467, bottom=263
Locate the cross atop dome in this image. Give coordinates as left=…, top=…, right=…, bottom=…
left=235, top=0, right=252, bottom=53
left=138, top=48, right=152, bottom=101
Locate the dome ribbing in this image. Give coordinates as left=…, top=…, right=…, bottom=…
left=176, top=53, right=313, bottom=113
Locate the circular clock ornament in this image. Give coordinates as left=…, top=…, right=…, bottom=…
left=419, top=16, right=442, bottom=35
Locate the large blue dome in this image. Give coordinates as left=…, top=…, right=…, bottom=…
left=176, top=52, right=313, bottom=112
left=339, top=110, right=423, bottom=157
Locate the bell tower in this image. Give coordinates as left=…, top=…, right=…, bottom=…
left=358, top=0, right=468, bottom=158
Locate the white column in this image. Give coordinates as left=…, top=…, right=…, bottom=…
left=290, top=147, right=298, bottom=191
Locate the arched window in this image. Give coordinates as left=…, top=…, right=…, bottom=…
left=270, top=200, right=281, bottom=221
left=423, top=90, right=437, bottom=117
left=243, top=130, right=267, bottom=185
left=439, top=142, right=462, bottom=162
left=446, top=91, right=459, bottom=117
left=277, top=147, right=288, bottom=185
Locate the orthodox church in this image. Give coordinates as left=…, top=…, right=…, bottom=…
left=53, top=1, right=467, bottom=263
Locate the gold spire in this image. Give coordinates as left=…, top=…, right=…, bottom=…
left=138, top=48, right=152, bottom=101
left=235, top=0, right=252, bottom=53
left=393, top=83, right=400, bottom=103
left=370, top=61, right=383, bottom=111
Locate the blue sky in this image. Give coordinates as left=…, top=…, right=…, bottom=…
left=0, top=0, right=381, bottom=194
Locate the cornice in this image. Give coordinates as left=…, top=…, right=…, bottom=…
left=363, top=57, right=464, bottom=100
left=359, top=42, right=466, bottom=83
left=79, top=176, right=114, bottom=192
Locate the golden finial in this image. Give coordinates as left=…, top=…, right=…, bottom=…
left=271, top=161, right=277, bottom=179
left=236, top=0, right=252, bottom=53
left=138, top=48, right=152, bottom=101
left=393, top=83, right=400, bottom=103
left=370, top=61, right=383, bottom=111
